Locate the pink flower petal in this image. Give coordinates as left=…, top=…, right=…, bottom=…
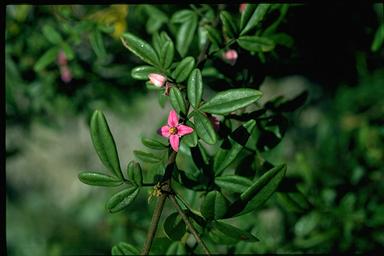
left=160, top=125, right=170, bottom=137
left=177, top=125, right=194, bottom=136
left=148, top=73, right=166, bottom=87
left=169, top=135, right=180, bottom=152
left=168, top=110, right=179, bottom=127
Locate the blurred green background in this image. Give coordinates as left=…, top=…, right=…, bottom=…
left=6, top=4, right=384, bottom=255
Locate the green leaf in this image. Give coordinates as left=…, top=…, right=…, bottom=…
left=126, top=161, right=143, bottom=186
left=215, top=175, right=253, bottom=194
left=371, top=23, right=384, bottom=52
left=171, top=10, right=194, bottom=23
left=78, top=171, right=123, bottom=187
left=213, top=141, right=243, bottom=176
left=220, top=11, right=238, bottom=39
left=205, top=26, right=223, bottom=47
left=240, top=4, right=257, bottom=30
left=172, top=56, right=195, bottom=83
left=208, top=221, right=259, bottom=245
left=144, top=5, right=168, bottom=34
left=160, top=40, right=175, bottom=69
left=169, top=87, right=186, bottom=115
left=237, top=35, right=275, bottom=52
left=131, top=66, right=162, bottom=80
left=276, top=191, right=312, bottom=213
left=111, top=242, right=140, bottom=255
left=199, top=89, right=262, bottom=115
left=61, top=42, right=75, bottom=61
left=90, top=110, right=123, bottom=179
left=227, top=164, right=287, bottom=217
left=90, top=30, right=107, bottom=59
left=175, top=13, right=198, bottom=57
left=200, top=191, right=228, bottom=220
left=241, top=4, right=270, bottom=35
left=134, top=150, right=162, bottom=163
left=141, top=137, right=168, bottom=150
left=166, top=241, right=186, bottom=255
left=181, top=121, right=198, bottom=147
left=42, top=24, right=63, bottom=44
left=193, top=111, right=217, bottom=145
left=106, top=186, right=140, bottom=213
left=163, top=212, right=186, bottom=241
left=34, top=47, right=60, bottom=71
left=187, top=69, right=203, bottom=108
left=121, top=33, right=160, bottom=66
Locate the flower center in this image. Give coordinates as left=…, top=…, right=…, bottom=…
left=169, top=127, right=178, bottom=135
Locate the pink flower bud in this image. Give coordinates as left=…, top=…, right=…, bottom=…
left=60, top=65, right=72, bottom=83
left=239, top=3, right=247, bottom=12
left=148, top=73, right=167, bottom=87
left=57, top=50, right=67, bottom=66
left=223, top=49, right=238, bottom=66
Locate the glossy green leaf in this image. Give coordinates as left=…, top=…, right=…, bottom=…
left=172, top=56, right=195, bottom=83
left=106, top=186, right=140, bottom=213
left=193, top=111, right=217, bottom=145
left=121, top=33, right=160, bottom=66
left=78, top=171, right=123, bottom=187
left=171, top=10, right=194, bottom=23
left=215, top=175, right=253, bottom=194
left=111, top=242, right=140, bottom=255
left=42, top=24, right=63, bottom=44
left=90, top=110, right=123, bottom=179
left=240, top=4, right=257, bottom=30
left=187, top=69, right=203, bottom=108
left=160, top=40, right=175, bottom=69
left=241, top=4, right=270, bottom=35
left=141, top=137, right=168, bottom=150
left=175, top=13, right=198, bottom=57
left=200, top=191, right=228, bottom=220
left=220, top=11, right=238, bottom=38
left=126, top=161, right=143, bottom=186
left=205, top=26, right=222, bottom=47
left=237, top=35, right=275, bottom=52
left=228, top=164, right=286, bottom=217
left=133, top=150, right=162, bottom=163
left=166, top=241, right=186, bottom=255
left=169, top=87, right=186, bottom=115
left=181, top=121, right=198, bottom=147
left=208, top=220, right=259, bottom=245
left=34, top=47, right=60, bottom=71
left=90, top=30, right=107, bottom=59
left=213, top=141, right=243, bottom=176
left=199, top=89, right=262, bottom=115
left=131, top=66, right=162, bottom=80
left=163, top=212, right=186, bottom=241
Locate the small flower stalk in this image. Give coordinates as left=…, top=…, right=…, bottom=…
left=57, top=50, right=72, bottom=83
left=223, top=49, right=238, bottom=66
left=160, top=110, right=194, bottom=152
left=148, top=73, right=167, bottom=87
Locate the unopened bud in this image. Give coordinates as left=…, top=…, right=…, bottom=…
left=60, top=65, right=72, bottom=83
left=239, top=3, right=247, bottom=12
left=223, top=49, right=238, bottom=66
left=148, top=73, right=167, bottom=87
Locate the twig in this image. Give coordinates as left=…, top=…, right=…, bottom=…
left=141, top=193, right=167, bottom=255
left=169, top=194, right=211, bottom=256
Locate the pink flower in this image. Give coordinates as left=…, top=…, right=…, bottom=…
left=148, top=73, right=167, bottom=87
left=239, top=3, right=247, bottom=12
left=60, top=65, right=72, bottom=83
left=223, top=49, right=238, bottom=65
left=160, top=110, right=194, bottom=152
